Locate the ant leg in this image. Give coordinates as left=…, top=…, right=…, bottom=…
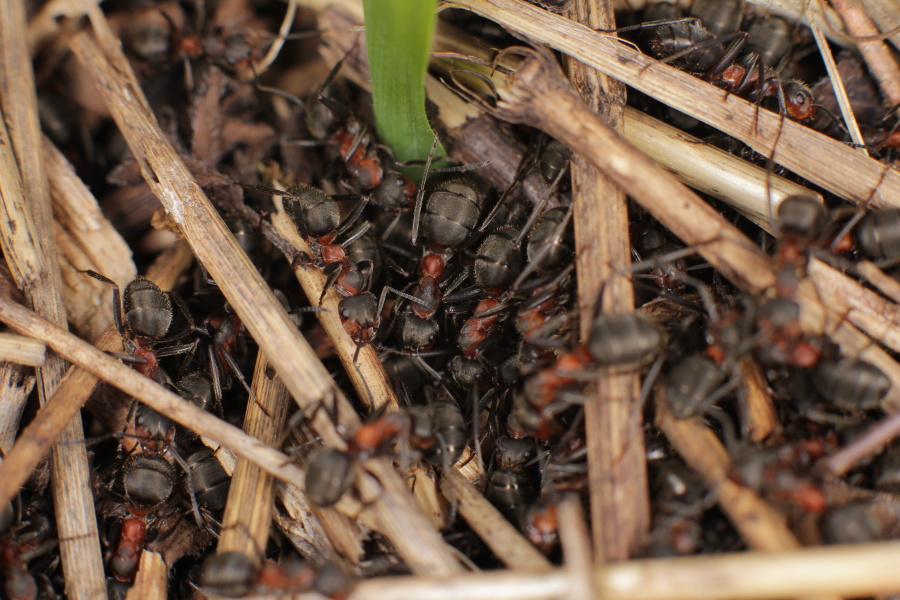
left=334, top=201, right=372, bottom=239
left=411, top=136, right=441, bottom=245
left=215, top=347, right=270, bottom=418
left=511, top=204, right=574, bottom=291
left=81, top=270, right=125, bottom=336
left=319, top=262, right=344, bottom=306
left=168, top=448, right=206, bottom=531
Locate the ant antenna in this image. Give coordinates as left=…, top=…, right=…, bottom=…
left=411, top=135, right=441, bottom=246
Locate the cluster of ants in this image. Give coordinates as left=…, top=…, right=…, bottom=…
left=11, top=0, right=900, bottom=598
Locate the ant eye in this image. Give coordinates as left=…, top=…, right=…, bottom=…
left=341, top=309, right=350, bottom=318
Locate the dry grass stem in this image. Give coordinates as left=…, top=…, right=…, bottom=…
left=811, top=25, right=867, bottom=149
left=241, top=0, right=298, bottom=81
left=0, top=295, right=314, bottom=490
left=655, top=388, right=803, bottom=552
left=0, top=364, right=35, bottom=452
left=217, top=351, right=291, bottom=561
left=125, top=551, right=168, bottom=600
left=268, top=193, right=399, bottom=412
left=0, top=333, right=46, bottom=366
left=565, top=0, right=647, bottom=563
left=275, top=486, right=357, bottom=564
left=823, top=409, right=900, bottom=475
left=738, top=359, right=779, bottom=443
left=44, top=135, right=136, bottom=287
left=349, top=540, right=900, bottom=600
left=0, top=1, right=105, bottom=594
left=442, top=468, right=553, bottom=571
left=829, top=0, right=900, bottom=106
left=808, top=258, right=900, bottom=366
left=624, top=108, right=823, bottom=233
left=856, top=260, right=900, bottom=304
left=68, top=22, right=460, bottom=575
left=557, top=495, right=595, bottom=600
left=446, top=0, right=900, bottom=211
left=859, top=0, right=900, bottom=53
left=0, top=241, right=193, bottom=508
left=743, top=1, right=846, bottom=41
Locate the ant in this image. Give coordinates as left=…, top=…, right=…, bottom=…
left=82, top=271, right=196, bottom=386
left=304, top=389, right=468, bottom=507
left=618, top=1, right=815, bottom=123
left=199, top=551, right=351, bottom=599
left=1, top=494, right=58, bottom=600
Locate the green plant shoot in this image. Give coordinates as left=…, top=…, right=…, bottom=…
left=363, top=0, right=445, bottom=176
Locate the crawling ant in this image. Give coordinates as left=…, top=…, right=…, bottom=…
left=522, top=311, right=666, bottom=436
left=83, top=271, right=195, bottom=385
left=199, top=551, right=351, bottom=599
left=624, top=1, right=815, bottom=123
left=304, top=390, right=468, bottom=507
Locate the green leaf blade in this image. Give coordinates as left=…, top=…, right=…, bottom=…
left=363, top=0, right=445, bottom=174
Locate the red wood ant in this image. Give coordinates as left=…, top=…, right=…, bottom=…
left=83, top=271, right=196, bottom=386
left=620, top=2, right=815, bottom=123
left=200, top=551, right=351, bottom=599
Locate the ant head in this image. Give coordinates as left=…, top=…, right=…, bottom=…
left=782, top=80, right=815, bottom=122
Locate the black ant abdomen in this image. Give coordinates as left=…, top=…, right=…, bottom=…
left=475, top=228, right=522, bottom=289
left=305, top=447, right=356, bottom=508
left=855, top=208, right=900, bottom=261
left=423, top=177, right=483, bottom=247
left=121, top=454, right=177, bottom=507
left=282, top=184, right=341, bottom=240
left=812, top=358, right=891, bottom=412
left=587, top=313, right=666, bottom=367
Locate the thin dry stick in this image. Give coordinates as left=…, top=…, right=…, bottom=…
left=347, top=540, right=900, bottom=600
left=125, top=551, right=168, bottom=600
left=0, top=333, right=46, bottom=366
left=240, top=0, right=298, bottom=81
left=623, top=107, right=824, bottom=234
left=557, top=495, right=595, bottom=600
left=823, top=409, right=900, bottom=476
left=0, top=295, right=314, bottom=484
left=267, top=192, right=399, bottom=412
left=807, top=257, right=900, bottom=361
left=655, top=389, right=802, bottom=551
left=217, top=351, right=291, bottom=561
left=859, top=0, right=900, bottom=53
left=829, top=0, right=900, bottom=107
left=446, top=0, right=900, bottom=211
left=0, top=1, right=104, bottom=594
left=566, top=0, right=647, bottom=562
left=44, top=135, right=136, bottom=288
left=442, top=469, right=553, bottom=571
left=856, top=260, right=900, bottom=304
left=0, top=240, right=193, bottom=507
left=0, top=365, right=35, bottom=453
left=69, top=24, right=460, bottom=575
left=811, top=25, right=867, bottom=150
